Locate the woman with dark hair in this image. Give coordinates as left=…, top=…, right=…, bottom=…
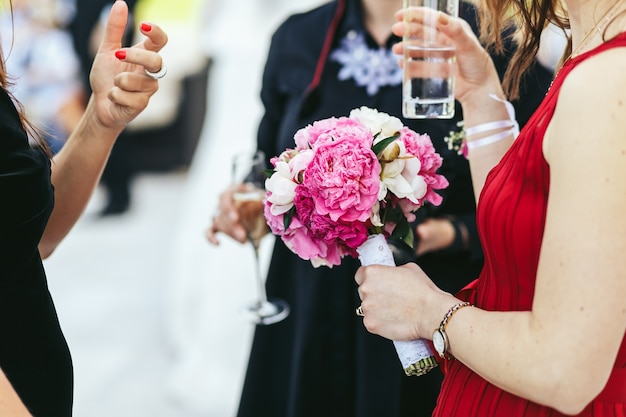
left=356, top=0, right=626, bottom=415
left=207, top=0, right=552, bottom=415
left=0, top=1, right=167, bottom=415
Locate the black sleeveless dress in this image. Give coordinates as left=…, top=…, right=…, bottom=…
left=0, top=88, right=73, bottom=416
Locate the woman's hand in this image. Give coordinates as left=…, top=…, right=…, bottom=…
left=89, top=0, right=168, bottom=130
left=392, top=8, right=503, bottom=108
left=39, top=1, right=169, bottom=258
left=206, top=186, right=248, bottom=245
left=392, top=7, right=512, bottom=198
left=355, top=263, right=455, bottom=341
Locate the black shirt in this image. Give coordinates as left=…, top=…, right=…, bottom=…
left=0, top=88, right=73, bottom=416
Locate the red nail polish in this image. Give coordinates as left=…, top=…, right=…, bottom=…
left=115, top=50, right=126, bottom=60
left=141, top=23, right=152, bottom=32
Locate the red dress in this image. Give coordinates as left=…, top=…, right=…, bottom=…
left=433, top=33, right=626, bottom=417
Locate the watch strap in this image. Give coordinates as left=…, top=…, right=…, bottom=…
left=436, top=301, right=473, bottom=360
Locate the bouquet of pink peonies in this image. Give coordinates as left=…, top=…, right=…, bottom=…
left=263, top=106, right=448, bottom=375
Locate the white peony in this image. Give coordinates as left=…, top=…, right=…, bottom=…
left=370, top=201, right=383, bottom=227
left=288, top=148, right=314, bottom=182
left=378, top=141, right=427, bottom=203
left=349, top=106, right=403, bottom=140
left=265, top=150, right=314, bottom=216
left=265, top=161, right=297, bottom=215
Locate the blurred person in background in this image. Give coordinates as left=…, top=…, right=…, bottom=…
left=0, top=1, right=168, bottom=414
left=122, top=0, right=210, bottom=169
left=0, top=0, right=85, bottom=154
left=206, top=0, right=552, bottom=416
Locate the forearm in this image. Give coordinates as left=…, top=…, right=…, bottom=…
left=39, top=97, right=123, bottom=257
left=461, top=90, right=515, bottom=200
left=0, top=369, right=31, bottom=417
left=439, top=302, right=608, bottom=414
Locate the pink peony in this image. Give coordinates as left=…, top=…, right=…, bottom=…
left=302, top=136, right=380, bottom=223
left=264, top=199, right=343, bottom=267
left=399, top=127, right=448, bottom=206
left=294, top=117, right=373, bottom=150
left=294, top=185, right=369, bottom=256
left=263, top=106, right=449, bottom=269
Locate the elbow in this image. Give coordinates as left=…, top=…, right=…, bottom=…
left=38, top=243, right=56, bottom=260
left=549, top=392, right=595, bottom=415
left=540, top=371, right=606, bottom=415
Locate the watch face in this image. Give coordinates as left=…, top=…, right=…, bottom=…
left=433, top=330, right=445, bottom=355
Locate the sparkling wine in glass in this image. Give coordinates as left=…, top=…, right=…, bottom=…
left=232, top=151, right=290, bottom=325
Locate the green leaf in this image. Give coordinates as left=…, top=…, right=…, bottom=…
left=390, top=216, right=415, bottom=249
left=391, top=216, right=408, bottom=239
left=402, top=228, right=415, bottom=249
left=263, top=168, right=275, bottom=178
left=372, top=133, right=400, bottom=157
left=283, top=206, right=295, bottom=230
left=383, top=204, right=403, bottom=223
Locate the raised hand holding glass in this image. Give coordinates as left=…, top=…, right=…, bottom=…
left=232, top=150, right=290, bottom=325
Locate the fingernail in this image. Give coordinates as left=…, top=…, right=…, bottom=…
left=115, top=50, right=126, bottom=60
left=438, top=12, right=450, bottom=25
left=141, top=23, right=152, bottom=32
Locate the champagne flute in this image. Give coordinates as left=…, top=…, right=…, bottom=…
left=232, top=150, right=290, bottom=325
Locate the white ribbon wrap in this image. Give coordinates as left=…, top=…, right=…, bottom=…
left=356, top=234, right=438, bottom=376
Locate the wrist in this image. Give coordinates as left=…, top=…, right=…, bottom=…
left=460, top=90, right=512, bottom=129
left=77, top=97, right=123, bottom=145
left=432, top=301, right=473, bottom=360
left=421, top=291, right=459, bottom=340
left=460, top=95, right=519, bottom=155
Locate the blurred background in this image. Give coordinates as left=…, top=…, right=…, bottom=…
left=0, top=0, right=322, bottom=415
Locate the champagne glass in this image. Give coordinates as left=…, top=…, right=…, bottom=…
left=232, top=150, right=290, bottom=325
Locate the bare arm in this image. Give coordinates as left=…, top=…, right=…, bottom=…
left=448, top=51, right=626, bottom=412
left=39, top=1, right=168, bottom=258
left=356, top=49, right=626, bottom=414
left=392, top=10, right=514, bottom=200
left=0, top=369, right=31, bottom=417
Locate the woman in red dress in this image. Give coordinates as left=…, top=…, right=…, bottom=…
left=355, top=1, right=626, bottom=416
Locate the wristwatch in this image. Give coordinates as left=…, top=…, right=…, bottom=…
left=433, top=301, right=472, bottom=360
left=432, top=327, right=450, bottom=359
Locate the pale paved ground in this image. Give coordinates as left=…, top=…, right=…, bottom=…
left=43, top=1, right=323, bottom=416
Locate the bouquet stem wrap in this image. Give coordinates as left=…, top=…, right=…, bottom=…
left=356, top=234, right=438, bottom=377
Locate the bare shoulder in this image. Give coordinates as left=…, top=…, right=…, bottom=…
left=559, top=46, right=626, bottom=120
left=545, top=46, right=626, bottom=166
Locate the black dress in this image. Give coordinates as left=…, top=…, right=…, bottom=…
left=237, top=1, right=553, bottom=416
left=0, top=89, right=73, bottom=416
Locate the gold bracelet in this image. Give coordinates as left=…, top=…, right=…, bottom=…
left=432, top=301, right=472, bottom=360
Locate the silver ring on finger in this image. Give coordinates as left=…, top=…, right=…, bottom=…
left=145, top=65, right=167, bottom=79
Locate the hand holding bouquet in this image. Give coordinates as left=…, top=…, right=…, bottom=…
left=263, top=106, right=448, bottom=375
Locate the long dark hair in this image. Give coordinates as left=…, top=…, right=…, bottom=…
left=478, top=0, right=569, bottom=100
left=1, top=0, right=52, bottom=156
